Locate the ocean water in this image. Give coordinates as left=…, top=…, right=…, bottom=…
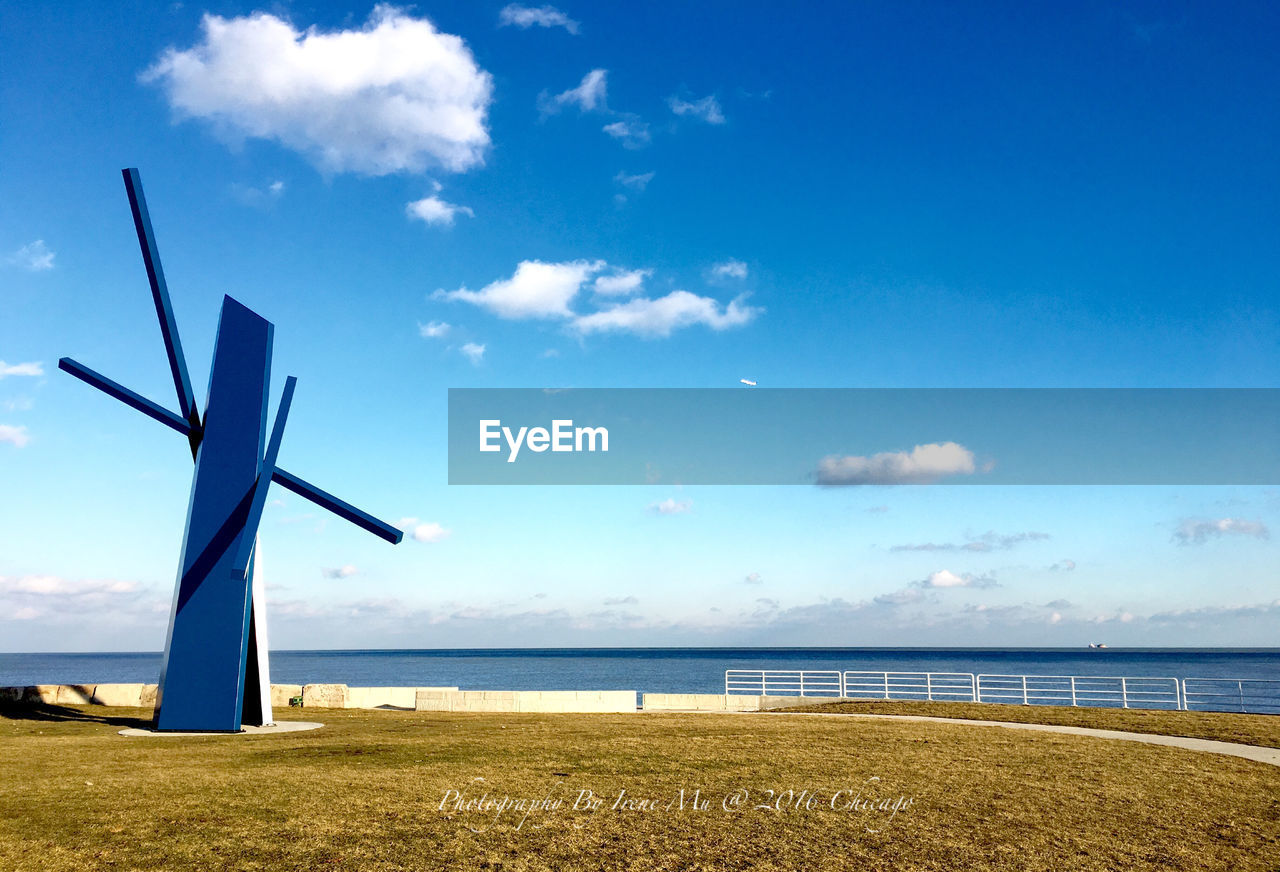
left=1, top=648, right=1277, bottom=695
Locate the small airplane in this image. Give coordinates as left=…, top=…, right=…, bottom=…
left=740, top=378, right=757, bottom=386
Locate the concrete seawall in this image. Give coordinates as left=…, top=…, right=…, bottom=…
left=1, top=685, right=826, bottom=714
left=0, top=683, right=461, bottom=710
left=415, top=689, right=637, bottom=713
left=642, top=693, right=824, bottom=711
left=0, top=684, right=637, bottom=713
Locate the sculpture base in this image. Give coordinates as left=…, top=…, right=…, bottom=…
left=119, top=721, right=322, bottom=737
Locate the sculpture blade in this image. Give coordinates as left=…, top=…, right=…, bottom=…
left=122, top=168, right=202, bottom=453
left=58, top=357, right=191, bottom=435
left=272, top=467, right=404, bottom=544
left=231, top=376, right=297, bottom=578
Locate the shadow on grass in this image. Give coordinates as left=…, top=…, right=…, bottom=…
left=0, top=702, right=151, bottom=729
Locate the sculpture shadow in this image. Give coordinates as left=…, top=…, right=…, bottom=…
left=0, top=702, right=151, bottom=729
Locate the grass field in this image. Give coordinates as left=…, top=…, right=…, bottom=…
left=775, top=700, right=1280, bottom=749
left=2, top=703, right=1278, bottom=871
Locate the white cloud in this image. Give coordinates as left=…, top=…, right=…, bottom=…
left=0, top=361, right=43, bottom=378
left=1049, top=558, right=1077, bottom=572
left=873, top=569, right=998, bottom=608
left=921, top=569, right=967, bottom=588
left=231, top=180, right=286, bottom=206
left=407, top=195, right=474, bottom=226
left=397, top=517, right=452, bottom=542
left=873, top=588, right=924, bottom=606
left=142, top=7, right=493, bottom=175
left=816, top=442, right=979, bottom=486
left=418, top=320, right=451, bottom=338
left=744, top=572, right=763, bottom=585
left=1173, top=517, right=1269, bottom=545
left=0, top=575, right=146, bottom=621
left=7, top=240, right=54, bottom=271
left=460, top=342, right=486, bottom=365
left=915, top=569, right=997, bottom=589
left=572, top=291, right=760, bottom=337
left=602, top=119, right=650, bottom=148
left=668, top=94, right=725, bottom=124
left=650, top=498, right=692, bottom=515
left=891, top=530, right=1050, bottom=553
left=593, top=268, right=650, bottom=296
left=436, top=259, right=604, bottom=319
left=614, top=170, right=654, bottom=191
left=0, top=425, right=30, bottom=447
left=498, top=4, right=580, bottom=34
left=322, top=565, right=359, bottom=579
left=543, top=68, right=607, bottom=113
left=439, top=260, right=760, bottom=338
left=710, top=259, right=748, bottom=280
left=603, top=595, right=638, bottom=606
left=2, top=576, right=135, bottom=595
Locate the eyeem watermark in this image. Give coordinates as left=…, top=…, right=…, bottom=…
left=451, top=388, right=1280, bottom=484
left=479, top=418, right=609, bottom=463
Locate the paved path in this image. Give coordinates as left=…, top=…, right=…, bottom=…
left=762, top=711, right=1280, bottom=767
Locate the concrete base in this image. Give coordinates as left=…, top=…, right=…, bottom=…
left=119, top=721, right=323, bottom=737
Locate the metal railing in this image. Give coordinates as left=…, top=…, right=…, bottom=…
left=975, top=674, right=1180, bottom=710
left=724, top=669, right=1280, bottom=714
left=1181, top=678, right=1280, bottom=714
left=841, top=671, right=976, bottom=701
left=724, top=670, right=843, bottom=696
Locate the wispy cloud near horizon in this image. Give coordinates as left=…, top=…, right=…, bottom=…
left=1173, top=517, right=1269, bottom=545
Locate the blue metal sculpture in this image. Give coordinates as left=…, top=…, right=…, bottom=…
left=60, top=169, right=403, bottom=732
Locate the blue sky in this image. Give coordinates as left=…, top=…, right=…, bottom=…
left=1, top=1, right=1277, bottom=651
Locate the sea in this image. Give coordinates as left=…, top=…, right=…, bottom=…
left=1, top=648, right=1277, bottom=695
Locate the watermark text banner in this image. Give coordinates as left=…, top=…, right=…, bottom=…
left=447, top=389, right=1280, bottom=485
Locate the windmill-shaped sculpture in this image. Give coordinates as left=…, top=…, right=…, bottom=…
left=60, top=169, right=403, bottom=732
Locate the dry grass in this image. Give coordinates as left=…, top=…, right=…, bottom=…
left=773, top=700, right=1280, bottom=749
left=1, top=703, right=1278, bottom=871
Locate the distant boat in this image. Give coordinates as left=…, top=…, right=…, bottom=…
left=1088, top=643, right=1108, bottom=649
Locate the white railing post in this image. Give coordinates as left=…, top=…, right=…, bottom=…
left=1070, top=676, right=1077, bottom=707
left=1121, top=677, right=1129, bottom=708
left=926, top=673, right=933, bottom=701
left=883, top=673, right=890, bottom=700
left=1238, top=680, right=1245, bottom=712
left=799, top=672, right=806, bottom=697
left=1021, top=676, right=1028, bottom=705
